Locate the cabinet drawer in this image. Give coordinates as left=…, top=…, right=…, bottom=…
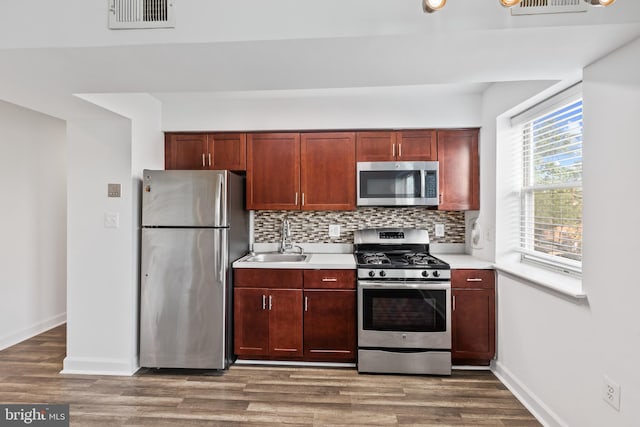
left=234, top=269, right=303, bottom=289
left=451, top=269, right=495, bottom=289
left=303, top=270, right=356, bottom=289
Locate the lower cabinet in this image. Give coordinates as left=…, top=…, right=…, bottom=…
left=234, top=268, right=356, bottom=362
left=451, top=269, right=496, bottom=366
left=303, top=270, right=356, bottom=362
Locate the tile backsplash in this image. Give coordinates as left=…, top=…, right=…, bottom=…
left=253, top=208, right=465, bottom=244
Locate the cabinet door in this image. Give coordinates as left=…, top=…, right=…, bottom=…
left=234, top=288, right=269, bottom=357
left=246, top=133, right=301, bottom=210
left=208, top=133, right=246, bottom=171
left=268, top=289, right=303, bottom=358
left=396, top=130, right=437, bottom=161
left=303, top=290, right=356, bottom=362
left=356, top=131, right=396, bottom=161
left=164, top=133, right=207, bottom=170
left=437, top=129, right=480, bottom=210
left=452, top=288, right=495, bottom=365
left=301, top=132, right=356, bottom=211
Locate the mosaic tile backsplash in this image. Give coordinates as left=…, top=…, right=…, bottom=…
left=253, top=208, right=465, bottom=244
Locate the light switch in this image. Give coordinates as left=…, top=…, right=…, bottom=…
left=104, top=212, right=120, bottom=228
left=329, top=224, right=341, bottom=237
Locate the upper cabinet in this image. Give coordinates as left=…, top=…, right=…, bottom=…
left=164, top=132, right=246, bottom=171
left=301, top=132, right=356, bottom=211
left=246, top=133, right=301, bottom=210
left=247, top=132, right=356, bottom=211
left=437, top=129, right=480, bottom=211
left=356, top=130, right=437, bottom=162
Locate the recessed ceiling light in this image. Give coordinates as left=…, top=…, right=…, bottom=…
left=500, top=0, right=521, bottom=7
left=423, top=0, right=447, bottom=13
left=585, top=0, right=615, bottom=5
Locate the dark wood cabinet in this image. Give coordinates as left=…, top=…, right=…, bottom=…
left=165, top=132, right=246, bottom=171
left=247, top=132, right=356, bottom=211
left=437, top=129, right=480, bottom=211
left=234, top=269, right=303, bottom=360
left=356, top=130, right=437, bottom=162
left=165, top=133, right=208, bottom=170
left=208, top=133, right=246, bottom=171
left=301, top=132, right=356, bottom=210
left=451, top=269, right=495, bottom=366
left=246, top=133, right=301, bottom=210
left=303, top=270, right=356, bottom=362
left=234, top=268, right=356, bottom=362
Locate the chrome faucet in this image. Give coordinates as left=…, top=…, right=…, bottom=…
left=279, top=217, right=303, bottom=254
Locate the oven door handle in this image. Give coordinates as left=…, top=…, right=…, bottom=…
left=357, top=281, right=450, bottom=290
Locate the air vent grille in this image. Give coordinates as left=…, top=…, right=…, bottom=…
left=109, top=0, right=175, bottom=29
left=511, top=0, right=588, bottom=15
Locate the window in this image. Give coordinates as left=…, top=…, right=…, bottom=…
left=512, top=85, right=583, bottom=275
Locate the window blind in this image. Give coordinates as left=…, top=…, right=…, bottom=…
left=517, top=92, right=583, bottom=275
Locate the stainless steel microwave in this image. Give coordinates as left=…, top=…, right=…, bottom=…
left=357, top=161, right=439, bottom=206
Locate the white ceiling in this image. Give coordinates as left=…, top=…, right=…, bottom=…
left=0, top=1, right=639, bottom=121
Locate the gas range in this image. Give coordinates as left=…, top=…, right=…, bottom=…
left=354, top=228, right=450, bottom=280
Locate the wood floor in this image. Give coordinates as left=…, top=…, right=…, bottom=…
left=0, top=325, right=540, bottom=426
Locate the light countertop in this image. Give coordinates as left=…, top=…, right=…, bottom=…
left=434, top=254, right=494, bottom=270
left=233, top=253, right=356, bottom=270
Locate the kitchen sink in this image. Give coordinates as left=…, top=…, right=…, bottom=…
left=243, top=253, right=308, bottom=263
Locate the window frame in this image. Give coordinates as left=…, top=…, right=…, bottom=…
left=511, top=84, right=583, bottom=276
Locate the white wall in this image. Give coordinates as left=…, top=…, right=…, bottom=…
left=62, top=95, right=163, bottom=375
left=0, top=101, right=67, bottom=350
left=158, top=88, right=482, bottom=131
left=470, top=80, right=557, bottom=261
left=490, top=38, right=640, bottom=427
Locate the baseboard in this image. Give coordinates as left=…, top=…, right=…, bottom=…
left=492, top=361, right=568, bottom=427
left=61, top=356, right=139, bottom=376
left=0, top=312, right=66, bottom=351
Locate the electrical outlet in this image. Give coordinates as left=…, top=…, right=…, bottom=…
left=603, top=375, right=621, bottom=411
left=328, top=224, right=341, bottom=237
left=435, top=223, right=445, bottom=237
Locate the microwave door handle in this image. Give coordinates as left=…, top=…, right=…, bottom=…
left=420, top=170, right=426, bottom=198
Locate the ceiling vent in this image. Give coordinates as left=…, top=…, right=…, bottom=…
left=108, top=0, right=175, bottom=29
left=511, top=0, right=588, bottom=15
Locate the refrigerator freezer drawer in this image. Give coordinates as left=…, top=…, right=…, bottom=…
left=140, top=228, right=228, bottom=369
left=142, top=169, right=228, bottom=227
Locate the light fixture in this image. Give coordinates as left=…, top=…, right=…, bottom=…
left=585, top=0, right=616, bottom=6
left=500, top=0, right=521, bottom=7
left=422, top=0, right=446, bottom=13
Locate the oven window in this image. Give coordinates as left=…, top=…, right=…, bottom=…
left=362, top=288, right=447, bottom=332
left=360, top=171, right=422, bottom=198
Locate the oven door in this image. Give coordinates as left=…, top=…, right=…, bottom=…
left=357, top=281, right=451, bottom=350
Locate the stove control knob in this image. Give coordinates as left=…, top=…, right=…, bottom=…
left=368, top=271, right=376, bottom=278
left=421, top=271, right=429, bottom=278
left=432, top=270, right=440, bottom=278
left=379, top=270, right=386, bottom=277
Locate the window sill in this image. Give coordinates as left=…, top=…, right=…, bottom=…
left=493, top=262, right=586, bottom=300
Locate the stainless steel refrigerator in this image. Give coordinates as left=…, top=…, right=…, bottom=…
left=140, top=169, right=248, bottom=369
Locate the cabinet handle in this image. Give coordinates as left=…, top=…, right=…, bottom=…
left=302, top=193, right=305, bottom=206
left=304, top=296, right=308, bottom=312
left=268, top=295, right=272, bottom=311
left=398, top=143, right=402, bottom=158
left=262, top=295, right=266, bottom=310
left=295, top=192, right=298, bottom=205
left=466, top=278, right=483, bottom=282
left=453, top=295, right=456, bottom=311
left=208, top=153, right=212, bottom=167
left=392, top=143, right=396, bottom=157
left=202, top=153, right=206, bottom=168
left=321, top=278, right=338, bottom=282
